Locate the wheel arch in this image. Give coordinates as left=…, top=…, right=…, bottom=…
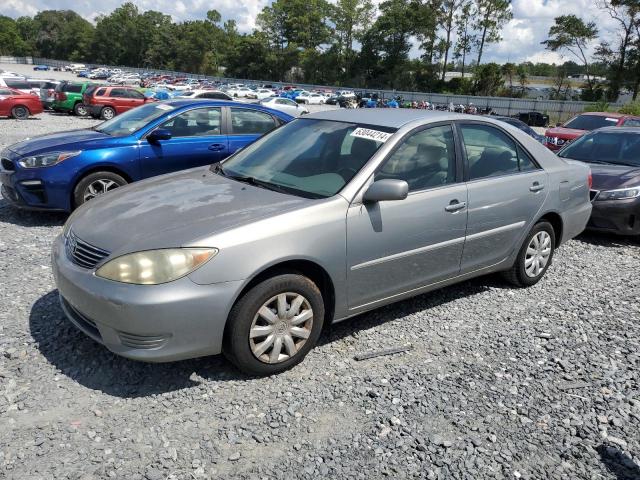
left=70, top=164, right=134, bottom=207
left=536, top=211, right=564, bottom=247
left=227, top=259, right=336, bottom=329
left=11, top=104, right=31, bottom=115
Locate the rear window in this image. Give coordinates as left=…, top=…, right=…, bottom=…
left=4, top=79, right=30, bottom=90
left=63, top=84, right=83, bottom=93
left=28, top=81, right=43, bottom=88
left=564, top=115, right=619, bottom=131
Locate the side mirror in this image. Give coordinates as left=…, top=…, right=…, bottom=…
left=147, top=128, right=172, bottom=143
left=363, top=179, right=409, bottom=203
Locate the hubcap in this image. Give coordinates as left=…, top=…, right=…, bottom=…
left=249, top=292, right=313, bottom=364
left=103, top=109, right=114, bottom=119
left=15, top=107, right=27, bottom=118
left=83, top=179, right=119, bottom=202
left=524, top=231, right=552, bottom=278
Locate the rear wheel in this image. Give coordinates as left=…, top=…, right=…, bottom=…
left=74, top=102, right=88, bottom=116
left=503, top=221, right=555, bottom=287
left=100, top=107, right=116, bottom=120
left=73, top=171, right=127, bottom=209
left=223, top=274, right=324, bottom=376
left=11, top=106, right=29, bottom=120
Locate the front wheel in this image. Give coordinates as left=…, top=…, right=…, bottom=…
left=223, top=274, right=325, bottom=376
left=11, top=106, right=29, bottom=120
left=503, top=221, right=555, bottom=287
left=73, top=171, right=128, bottom=209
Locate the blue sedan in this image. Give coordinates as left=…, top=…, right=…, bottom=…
left=33, top=65, right=50, bottom=71
left=0, top=100, right=293, bottom=211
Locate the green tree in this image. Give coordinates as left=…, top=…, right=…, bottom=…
left=331, top=0, right=375, bottom=79
left=473, top=0, right=513, bottom=66
left=453, top=0, right=475, bottom=76
left=473, top=62, right=502, bottom=95
left=439, top=0, right=465, bottom=81
left=0, top=16, right=28, bottom=55
left=30, top=10, right=94, bottom=60
left=542, top=15, right=599, bottom=95
left=501, top=62, right=516, bottom=90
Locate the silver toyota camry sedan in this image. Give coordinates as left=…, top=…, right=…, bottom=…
left=52, top=110, right=592, bottom=375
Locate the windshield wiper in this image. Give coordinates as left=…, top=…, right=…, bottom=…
left=226, top=174, right=289, bottom=194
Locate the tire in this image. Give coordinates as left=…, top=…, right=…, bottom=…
left=73, top=171, right=128, bottom=209
left=100, top=107, right=116, bottom=120
left=74, top=102, right=88, bottom=116
left=11, top=105, right=29, bottom=120
left=503, top=221, right=556, bottom=288
left=223, top=274, right=325, bottom=376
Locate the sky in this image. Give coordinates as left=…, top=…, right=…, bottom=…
left=1, top=0, right=620, bottom=65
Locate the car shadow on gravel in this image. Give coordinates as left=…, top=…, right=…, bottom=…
left=0, top=199, right=68, bottom=227
left=29, top=290, right=245, bottom=398
left=596, top=444, right=640, bottom=480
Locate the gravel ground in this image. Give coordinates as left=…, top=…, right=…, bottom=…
left=1, top=111, right=639, bottom=480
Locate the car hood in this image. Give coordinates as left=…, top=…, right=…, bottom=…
left=587, top=163, right=640, bottom=191
left=69, top=167, right=311, bottom=255
left=545, top=127, right=585, bottom=139
left=8, top=129, right=112, bottom=156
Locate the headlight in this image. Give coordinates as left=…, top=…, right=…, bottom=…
left=18, top=151, right=81, bottom=168
left=596, top=187, right=640, bottom=201
left=96, top=248, right=218, bottom=285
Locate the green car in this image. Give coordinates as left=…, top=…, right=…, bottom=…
left=52, top=81, right=94, bottom=116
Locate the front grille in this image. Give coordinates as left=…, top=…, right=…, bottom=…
left=1, top=158, right=14, bottom=171
left=65, top=230, right=110, bottom=269
left=589, top=190, right=599, bottom=202
left=118, top=331, right=170, bottom=350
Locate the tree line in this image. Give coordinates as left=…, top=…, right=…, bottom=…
left=0, top=0, right=638, bottom=101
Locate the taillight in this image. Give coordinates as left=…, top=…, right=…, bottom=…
left=588, top=171, right=593, bottom=190
left=55, top=92, right=67, bottom=101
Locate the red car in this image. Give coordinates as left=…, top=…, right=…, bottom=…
left=545, top=112, right=640, bottom=151
left=0, top=87, right=43, bottom=119
left=83, top=85, right=155, bottom=120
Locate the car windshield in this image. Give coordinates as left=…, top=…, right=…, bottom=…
left=563, top=115, right=619, bottom=131
left=94, top=103, right=176, bottom=136
left=218, top=119, right=396, bottom=199
left=559, top=131, right=640, bottom=166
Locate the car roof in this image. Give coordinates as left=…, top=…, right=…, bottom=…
left=306, top=109, right=472, bottom=128
left=593, top=126, right=640, bottom=134
left=579, top=112, right=633, bottom=118
left=158, top=99, right=294, bottom=118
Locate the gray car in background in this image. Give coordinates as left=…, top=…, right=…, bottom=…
left=52, top=110, right=592, bottom=375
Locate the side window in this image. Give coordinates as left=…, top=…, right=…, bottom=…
left=0, top=88, right=13, bottom=95
left=460, top=124, right=529, bottom=180
left=65, top=84, right=82, bottom=93
left=95, top=88, right=107, bottom=96
left=160, top=108, right=222, bottom=137
left=623, top=119, right=640, bottom=127
left=230, top=108, right=276, bottom=135
left=127, top=90, right=145, bottom=99
left=376, top=125, right=457, bottom=191
left=109, top=88, right=129, bottom=98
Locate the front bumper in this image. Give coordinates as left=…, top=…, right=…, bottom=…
left=587, top=197, right=640, bottom=235
left=0, top=160, right=69, bottom=211
left=52, top=234, right=243, bottom=362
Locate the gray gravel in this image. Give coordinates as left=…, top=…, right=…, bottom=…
left=1, top=112, right=640, bottom=480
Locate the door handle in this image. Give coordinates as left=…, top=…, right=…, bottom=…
left=445, top=200, right=467, bottom=212
left=208, top=144, right=225, bottom=152
left=530, top=182, right=545, bottom=192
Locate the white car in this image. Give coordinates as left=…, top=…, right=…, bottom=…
left=258, top=97, right=309, bottom=116
left=247, top=88, right=274, bottom=100
left=296, top=91, right=326, bottom=105
left=227, top=87, right=253, bottom=98
left=0, top=76, right=36, bottom=95
left=177, top=89, right=233, bottom=100
left=335, top=90, right=356, bottom=99
left=64, top=63, right=86, bottom=72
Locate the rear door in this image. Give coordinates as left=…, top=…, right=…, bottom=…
left=457, top=122, right=548, bottom=272
left=227, top=107, right=280, bottom=156
left=108, top=88, right=134, bottom=113
left=138, top=106, right=227, bottom=178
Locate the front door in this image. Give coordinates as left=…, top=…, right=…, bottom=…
left=457, top=122, right=548, bottom=272
left=346, top=124, right=468, bottom=310
left=139, top=107, right=227, bottom=178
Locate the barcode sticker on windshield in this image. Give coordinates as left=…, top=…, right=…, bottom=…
left=350, top=128, right=392, bottom=143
